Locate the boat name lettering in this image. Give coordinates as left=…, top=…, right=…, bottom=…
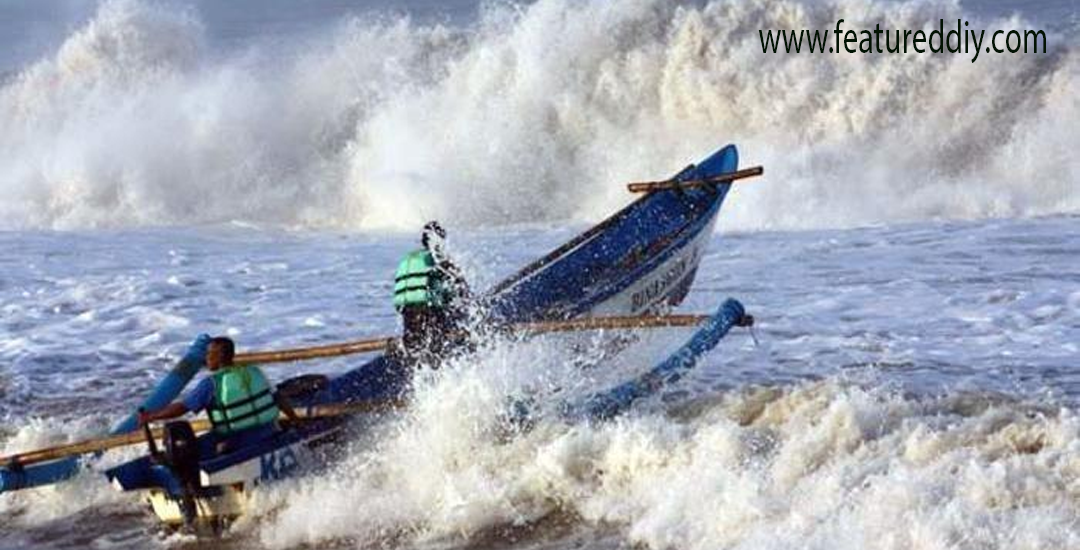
left=631, top=249, right=695, bottom=312
left=260, top=447, right=300, bottom=481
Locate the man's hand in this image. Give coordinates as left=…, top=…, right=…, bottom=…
left=137, top=403, right=188, bottom=427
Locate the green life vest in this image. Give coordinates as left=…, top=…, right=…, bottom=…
left=393, top=249, right=448, bottom=311
left=208, top=365, right=280, bottom=435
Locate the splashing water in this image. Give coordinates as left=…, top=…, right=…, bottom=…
left=0, top=0, right=1077, bottom=230
left=250, top=375, right=1080, bottom=550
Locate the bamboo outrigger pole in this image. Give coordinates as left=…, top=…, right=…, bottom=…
left=1, top=400, right=404, bottom=468
left=233, top=313, right=712, bottom=365
left=0, top=314, right=716, bottom=468
left=235, top=338, right=396, bottom=365
left=515, top=313, right=710, bottom=334
left=627, top=166, right=764, bottom=193
left=0, top=314, right=715, bottom=467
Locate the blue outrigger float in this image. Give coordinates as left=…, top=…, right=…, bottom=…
left=2, top=144, right=752, bottom=527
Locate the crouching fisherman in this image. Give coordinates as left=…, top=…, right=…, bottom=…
left=138, top=336, right=296, bottom=450
left=393, top=221, right=474, bottom=365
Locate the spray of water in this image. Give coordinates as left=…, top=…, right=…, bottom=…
left=0, top=0, right=1076, bottom=230
left=246, top=348, right=1080, bottom=549
left=0, top=417, right=138, bottom=527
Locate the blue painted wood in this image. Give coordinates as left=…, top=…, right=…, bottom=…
left=486, top=145, right=738, bottom=322
left=1, top=349, right=206, bottom=494
left=112, top=337, right=208, bottom=433
left=0, top=457, right=81, bottom=493
left=562, top=298, right=746, bottom=421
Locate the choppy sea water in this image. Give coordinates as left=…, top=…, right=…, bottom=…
left=2, top=215, right=1079, bottom=549
left=2, top=0, right=1079, bottom=547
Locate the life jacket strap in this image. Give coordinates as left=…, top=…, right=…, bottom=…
left=210, top=387, right=272, bottom=412
left=210, top=401, right=278, bottom=429
left=208, top=388, right=276, bottom=432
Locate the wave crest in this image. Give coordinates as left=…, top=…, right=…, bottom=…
left=251, top=372, right=1080, bottom=549
left=1, top=0, right=1076, bottom=230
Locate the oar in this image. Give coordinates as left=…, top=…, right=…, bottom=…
left=626, top=166, right=764, bottom=193
left=234, top=313, right=712, bottom=365
left=1, top=399, right=403, bottom=469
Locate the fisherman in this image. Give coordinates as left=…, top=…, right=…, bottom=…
left=138, top=336, right=296, bottom=448
left=393, top=221, right=473, bottom=364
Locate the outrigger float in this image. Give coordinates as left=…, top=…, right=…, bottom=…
left=0, top=144, right=761, bottom=528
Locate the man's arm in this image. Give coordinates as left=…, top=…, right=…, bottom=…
left=437, top=259, right=473, bottom=302
left=274, top=393, right=301, bottom=423
left=138, top=377, right=214, bottom=426
left=138, top=402, right=189, bottom=426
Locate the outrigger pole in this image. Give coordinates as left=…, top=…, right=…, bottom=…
left=1, top=400, right=403, bottom=469
left=1, top=312, right=725, bottom=470
left=233, top=313, right=715, bottom=365
left=627, top=166, right=763, bottom=193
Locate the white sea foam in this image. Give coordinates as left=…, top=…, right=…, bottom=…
left=251, top=369, right=1080, bottom=549
left=0, top=0, right=1076, bottom=230
left=0, top=417, right=137, bottom=526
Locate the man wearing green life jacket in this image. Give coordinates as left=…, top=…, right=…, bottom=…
left=394, top=221, right=473, bottom=364
left=138, top=337, right=296, bottom=447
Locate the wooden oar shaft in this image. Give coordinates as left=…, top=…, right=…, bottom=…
left=1, top=399, right=402, bottom=468
left=627, top=166, right=763, bottom=193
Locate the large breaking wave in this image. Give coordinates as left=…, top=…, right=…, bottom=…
left=1, top=0, right=1077, bottom=230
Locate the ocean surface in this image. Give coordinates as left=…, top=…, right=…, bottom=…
left=1, top=0, right=1079, bottom=548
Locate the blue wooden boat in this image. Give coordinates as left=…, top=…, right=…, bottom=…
left=8, top=144, right=744, bottom=527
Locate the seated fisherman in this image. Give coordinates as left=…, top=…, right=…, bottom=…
left=393, top=221, right=473, bottom=364
left=138, top=336, right=296, bottom=447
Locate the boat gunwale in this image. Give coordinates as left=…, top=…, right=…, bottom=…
left=486, top=162, right=701, bottom=297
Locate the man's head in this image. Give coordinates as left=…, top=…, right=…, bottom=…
left=421, top=221, right=447, bottom=258
left=206, top=337, right=235, bottom=370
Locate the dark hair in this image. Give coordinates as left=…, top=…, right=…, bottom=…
left=421, top=221, right=446, bottom=248
left=209, top=337, right=235, bottom=363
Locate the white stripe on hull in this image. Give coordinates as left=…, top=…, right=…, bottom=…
left=146, top=433, right=329, bottom=525
left=591, top=221, right=715, bottom=316
left=200, top=436, right=321, bottom=486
